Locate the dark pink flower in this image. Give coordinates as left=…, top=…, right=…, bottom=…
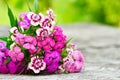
left=44, top=51, right=61, bottom=73
left=37, top=36, right=55, bottom=52
left=46, top=62, right=59, bottom=73
left=8, top=61, right=17, bottom=74
left=0, top=65, right=9, bottom=74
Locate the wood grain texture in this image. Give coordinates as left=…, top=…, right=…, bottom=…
left=0, top=23, right=120, bottom=80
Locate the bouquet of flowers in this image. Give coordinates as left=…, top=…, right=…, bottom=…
left=0, top=0, right=84, bottom=74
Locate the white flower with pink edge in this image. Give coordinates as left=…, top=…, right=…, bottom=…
left=41, top=17, right=55, bottom=28
left=36, top=27, right=53, bottom=39
left=27, top=12, right=44, bottom=26
left=9, top=27, right=18, bottom=34
left=47, top=8, right=55, bottom=21
left=28, top=56, right=46, bottom=73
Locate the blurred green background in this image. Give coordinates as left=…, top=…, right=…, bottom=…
left=0, top=0, right=120, bottom=27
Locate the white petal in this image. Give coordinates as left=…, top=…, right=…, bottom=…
left=10, top=42, right=16, bottom=50
left=31, top=56, right=37, bottom=62
left=33, top=69, right=40, bottom=73
left=59, top=65, right=65, bottom=72
left=9, top=27, right=18, bottom=34
left=31, top=21, right=39, bottom=26
left=36, top=28, right=42, bottom=36
left=28, top=62, right=32, bottom=69
left=39, top=13, right=44, bottom=22
left=20, top=27, right=24, bottom=32
left=29, top=63, right=40, bottom=73
left=40, top=62, right=46, bottom=70
left=51, top=21, right=55, bottom=25
left=27, top=12, right=34, bottom=20
left=10, top=35, right=15, bottom=41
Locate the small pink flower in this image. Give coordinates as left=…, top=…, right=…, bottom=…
left=0, top=41, right=6, bottom=51
left=27, top=12, right=44, bottom=26
left=10, top=27, right=24, bottom=41
left=43, top=45, right=52, bottom=52
left=47, top=9, right=55, bottom=21
left=25, top=36, right=37, bottom=46
left=18, top=19, right=30, bottom=29
left=23, top=36, right=37, bottom=54
left=23, top=43, right=37, bottom=54
left=8, top=46, right=24, bottom=62
left=37, top=37, right=55, bottom=52
left=36, top=28, right=49, bottom=38
left=19, top=12, right=27, bottom=19
left=14, top=33, right=25, bottom=45
left=61, top=47, right=84, bottom=73
left=72, top=50, right=84, bottom=61
left=41, top=17, right=53, bottom=28
left=8, top=61, right=17, bottom=74
left=28, top=56, right=46, bottom=73
left=36, top=27, right=53, bottom=39
left=18, top=12, right=30, bottom=29
left=63, top=60, right=83, bottom=73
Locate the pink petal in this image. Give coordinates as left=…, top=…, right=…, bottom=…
left=17, top=52, right=24, bottom=61
left=8, top=61, right=17, bottom=74
left=23, top=43, right=30, bottom=49
left=8, top=50, right=15, bottom=57
left=0, top=65, right=8, bottom=74
left=14, top=46, right=21, bottom=53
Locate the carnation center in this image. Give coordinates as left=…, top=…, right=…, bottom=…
left=32, top=58, right=43, bottom=69
left=31, top=14, right=41, bottom=22
left=42, top=19, right=51, bottom=27
left=40, top=29, right=48, bottom=37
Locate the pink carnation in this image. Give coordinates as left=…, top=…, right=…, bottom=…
left=47, top=9, right=55, bottom=21
left=23, top=36, right=37, bottom=54
left=62, top=48, right=84, bottom=73
left=8, top=46, right=24, bottom=62
left=27, top=12, right=44, bottom=26
left=18, top=12, right=30, bottom=29
left=28, top=56, right=46, bottom=73
left=14, top=33, right=25, bottom=45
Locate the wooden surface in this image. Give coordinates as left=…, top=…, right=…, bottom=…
left=0, top=23, right=120, bottom=80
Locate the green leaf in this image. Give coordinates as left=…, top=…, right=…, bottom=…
left=34, top=0, right=39, bottom=13
left=15, top=17, right=18, bottom=27
left=0, top=36, right=13, bottom=49
left=4, top=58, right=11, bottom=65
left=8, top=6, right=16, bottom=27
left=65, top=37, right=73, bottom=45
left=61, top=49, right=68, bottom=59
left=5, top=0, right=16, bottom=27
left=6, top=38, right=13, bottom=49
left=0, top=37, right=8, bottom=42
left=26, top=0, right=32, bottom=11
